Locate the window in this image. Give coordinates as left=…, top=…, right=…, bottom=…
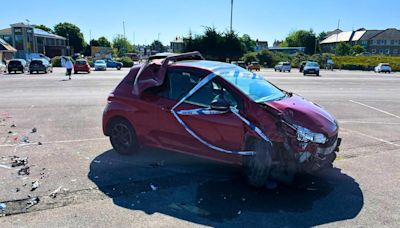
left=379, top=49, right=384, bottom=54
left=371, top=49, right=376, bottom=53
left=154, top=69, right=239, bottom=108
left=391, top=40, right=395, bottom=45
left=393, top=49, right=398, bottom=54
left=381, top=40, right=387, bottom=45
left=376, top=40, right=380, bottom=45
left=385, top=49, right=390, bottom=54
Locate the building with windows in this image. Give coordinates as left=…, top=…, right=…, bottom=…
left=254, top=40, right=269, bottom=52
left=0, top=38, right=17, bottom=62
left=320, top=28, right=400, bottom=55
left=0, top=22, right=67, bottom=60
left=170, top=37, right=185, bottom=53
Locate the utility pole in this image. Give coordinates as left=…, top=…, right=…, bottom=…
left=230, top=0, right=234, bottom=32
left=157, top=33, right=161, bottom=41
left=123, top=21, right=126, bottom=38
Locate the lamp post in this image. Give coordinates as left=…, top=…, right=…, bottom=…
left=230, top=0, right=234, bottom=32
left=66, top=33, right=70, bottom=56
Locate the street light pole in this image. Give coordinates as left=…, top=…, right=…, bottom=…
left=123, top=21, right=126, bottom=38
left=230, top=0, right=233, bottom=32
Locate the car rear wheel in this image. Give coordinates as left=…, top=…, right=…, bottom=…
left=108, top=118, right=139, bottom=155
left=117, top=66, right=121, bottom=70
left=243, top=140, right=273, bottom=187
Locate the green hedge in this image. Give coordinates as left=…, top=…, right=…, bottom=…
left=51, top=56, right=75, bottom=67
left=332, top=56, right=400, bottom=71
left=115, top=57, right=134, bottom=67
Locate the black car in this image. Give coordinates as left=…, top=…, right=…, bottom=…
left=29, top=59, right=53, bottom=74
left=8, top=59, right=27, bottom=74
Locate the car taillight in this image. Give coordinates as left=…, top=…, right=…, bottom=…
left=107, top=93, right=115, bottom=102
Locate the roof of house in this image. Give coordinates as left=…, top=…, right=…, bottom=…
left=320, top=30, right=366, bottom=44
left=0, top=28, right=11, bottom=35
left=359, top=30, right=383, bottom=40
left=0, top=38, right=16, bottom=52
left=371, top=29, right=400, bottom=40
left=326, top=29, right=343, bottom=38
left=33, top=28, right=66, bottom=40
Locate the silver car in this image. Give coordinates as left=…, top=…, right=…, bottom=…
left=274, top=62, right=292, bottom=72
left=94, top=60, right=107, bottom=71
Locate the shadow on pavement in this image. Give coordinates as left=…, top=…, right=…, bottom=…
left=89, top=149, right=363, bottom=227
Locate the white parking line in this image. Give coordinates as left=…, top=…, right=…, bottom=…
left=0, top=137, right=107, bottom=148
left=349, top=100, right=400, bottom=119
left=340, top=120, right=400, bottom=125
left=342, top=127, right=400, bottom=147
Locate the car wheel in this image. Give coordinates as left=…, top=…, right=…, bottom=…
left=74, top=71, right=77, bottom=74
left=303, top=72, right=306, bottom=76
left=29, top=71, right=33, bottom=74
left=316, top=72, right=320, bottom=76
left=117, top=66, right=121, bottom=70
left=108, top=118, right=139, bottom=155
left=243, top=140, right=273, bottom=187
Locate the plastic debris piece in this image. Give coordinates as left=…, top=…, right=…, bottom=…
left=49, top=186, right=63, bottom=198
left=150, top=184, right=158, bottom=191
left=11, top=156, right=28, bottom=167
left=8, top=130, right=13, bottom=134
left=38, top=142, right=42, bottom=145
left=31, top=181, right=40, bottom=191
left=21, top=136, right=30, bottom=143
left=26, top=197, right=40, bottom=209
left=10, top=124, right=16, bottom=128
left=18, top=166, right=30, bottom=176
left=31, top=128, right=37, bottom=133
left=266, top=180, right=278, bottom=190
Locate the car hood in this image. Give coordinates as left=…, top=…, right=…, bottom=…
left=266, top=94, right=337, bottom=136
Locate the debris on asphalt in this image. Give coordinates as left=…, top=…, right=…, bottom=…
left=0, top=203, right=6, bottom=216
left=31, top=181, right=40, bottom=191
left=38, top=142, right=42, bottom=145
left=26, top=197, right=40, bottom=209
left=266, top=180, right=278, bottom=190
left=18, top=166, right=30, bottom=176
left=31, top=127, right=37, bottom=133
left=21, top=136, right=30, bottom=143
left=10, top=124, right=16, bottom=128
left=49, top=186, right=63, bottom=198
left=15, top=188, right=20, bottom=193
left=8, top=130, right=13, bottom=134
left=11, top=156, right=28, bottom=167
left=150, top=184, right=158, bottom=191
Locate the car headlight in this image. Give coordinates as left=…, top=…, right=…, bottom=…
left=293, top=124, right=327, bottom=144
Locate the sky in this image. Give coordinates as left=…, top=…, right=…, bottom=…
left=1, top=0, right=399, bottom=46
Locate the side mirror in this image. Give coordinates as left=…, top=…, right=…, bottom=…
left=210, top=96, right=230, bottom=112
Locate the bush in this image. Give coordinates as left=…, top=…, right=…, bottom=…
left=333, top=55, right=400, bottom=71
left=241, top=52, right=258, bottom=64
left=51, top=56, right=75, bottom=67
left=116, top=57, right=134, bottom=67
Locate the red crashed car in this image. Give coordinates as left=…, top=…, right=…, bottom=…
left=74, top=59, right=91, bottom=74
left=102, top=52, right=341, bottom=187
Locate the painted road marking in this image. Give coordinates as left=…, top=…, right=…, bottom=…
left=342, top=127, right=400, bottom=147
left=349, top=100, right=400, bottom=119
left=0, top=137, right=107, bottom=148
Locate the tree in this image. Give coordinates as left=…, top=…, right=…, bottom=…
left=54, top=22, right=86, bottom=53
left=240, top=34, right=256, bottom=53
left=150, top=40, right=166, bottom=53
left=183, top=27, right=244, bottom=61
left=284, top=30, right=317, bottom=54
left=112, top=34, right=135, bottom=57
left=34, top=24, right=53, bottom=33
left=351, top=45, right=366, bottom=55
left=242, top=52, right=258, bottom=64
left=318, top=31, right=327, bottom=41
left=90, top=36, right=111, bottom=47
left=334, top=42, right=352, bottom=56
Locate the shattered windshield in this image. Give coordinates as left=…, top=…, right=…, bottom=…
left=220, top=67, right=286, bottom=103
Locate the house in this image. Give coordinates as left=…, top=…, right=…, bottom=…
left=170, top=37, right=185, bottom=53
left=320, top=28, right=400, bottom=55
left=254, top=40, right=268, bottom=51
left=0, top=22, right=67, bottom=59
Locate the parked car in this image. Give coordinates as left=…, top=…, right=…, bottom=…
left=102, top=52, right=340, bottom=187
left=247, top=61, right=261, bottom=71
left=303, top=61, right=320, bottom=76
left=106, top=59, right=123, bottom=70
left=74, top=59, right=91, bottom=74
left=29, top=59, right=53, bottom=74
left=94, top=60, right=107, bottom=71
left=274, top=62, right=292, bottom=72
left=374, top=63, right=391, bottom=73
left=7, top=59, right=27, bottom=74
left=299, top=61, right=307, bottom=72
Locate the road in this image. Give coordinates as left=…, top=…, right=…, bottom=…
left=0, top=68, right=399, bottom=227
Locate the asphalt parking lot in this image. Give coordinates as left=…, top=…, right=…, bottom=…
left=0, top=67, right=399, bottom=227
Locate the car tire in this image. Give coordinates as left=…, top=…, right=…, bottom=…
left=303, top=72, right=306, bottom=76
left=117, top=66, right=121, bottom=70
left=108, top=118, right=139, bottom=155
left=243, top=140, right=273, bottom=188
left=316, top=72, right=320, bottom=76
